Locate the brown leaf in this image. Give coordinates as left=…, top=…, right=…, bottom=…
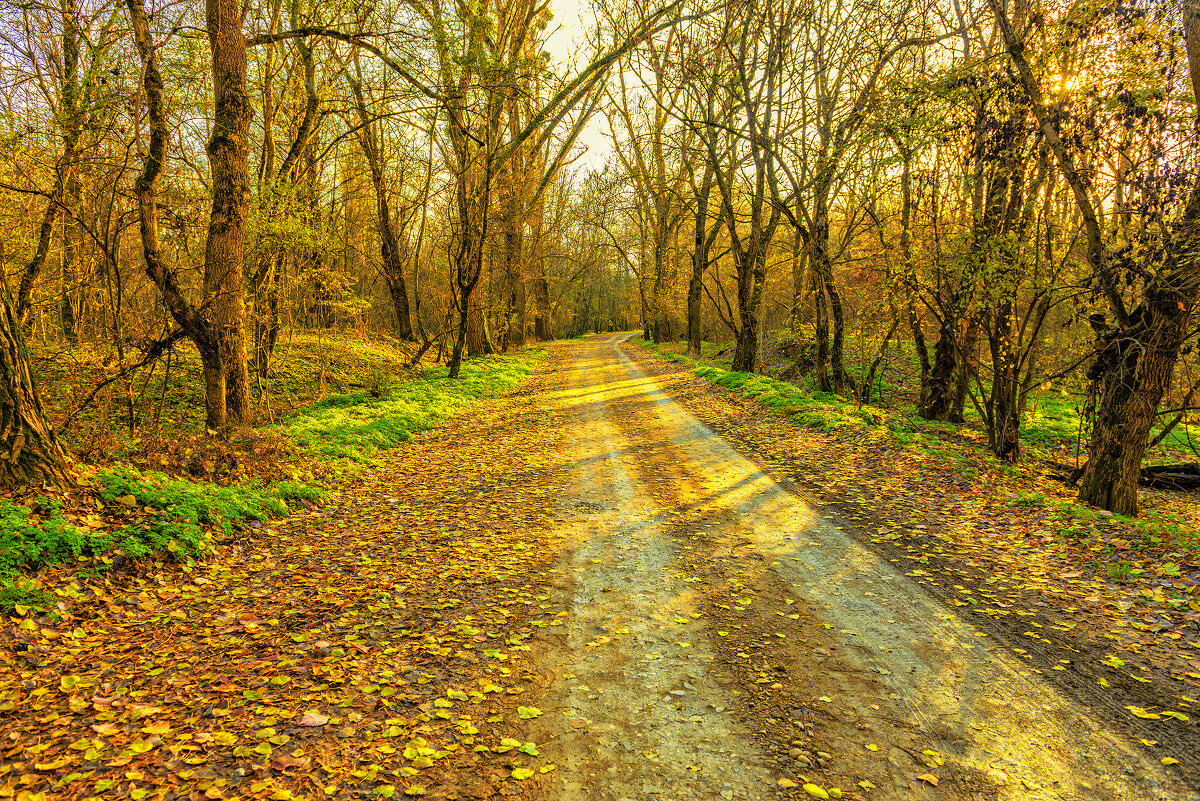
left=296, top=711, right=329, bottom=727
left=918, top=773, right=939, bottom=787
left=270, top=754, right=310, bottom=770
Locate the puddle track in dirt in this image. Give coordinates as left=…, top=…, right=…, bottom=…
left=524, top=333, right=1197, bottom=801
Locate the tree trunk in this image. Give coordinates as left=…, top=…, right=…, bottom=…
left=1077, top=308, right=1187, bottom=515
left=60, top=176, right=81, bottom=344
left=501, top=222, right=526, bottom=350
left=0, top=292, right=73, bottom=488
left=205, top=0, right=252, bottom=428
left=809, top=199, right=849, bottom=392
left=989, top=302, right=1021, bottom=462
left=532, top=261, right=552, bottom=340
left=687, top=164, right=717, bottom=356
left=812, top=261, right=830, bottom=391
left=950, top=313, right=979, bottom=424
left=349, top=71, right=414, bottom=341
left=921, top=315, right=957, bottom=420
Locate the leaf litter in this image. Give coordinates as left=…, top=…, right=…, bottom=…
left=0, top=356, right=574, bottom=800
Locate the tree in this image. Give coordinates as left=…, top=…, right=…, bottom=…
left=0, top=290, right=73, bottom=488
left=991, top=0, right=1200, bottom=514
left=124, top=0, right=251, bottom=433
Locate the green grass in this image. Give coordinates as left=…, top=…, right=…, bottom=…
left=0, top=469, right=327, bottom=588
left=283, top=351, right=543, bottom=462
left=695, top=365, right=887, bottom=432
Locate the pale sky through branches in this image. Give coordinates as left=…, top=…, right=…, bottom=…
left=543, top=0, right=613, bottom=171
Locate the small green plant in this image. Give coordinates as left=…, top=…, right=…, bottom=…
left=0, top=500, right=87, bottom=576
left=366, top=366, right=394, bottom=398
left=0, top=469, right=327, bottom=604
left=1105, top=560, right=1143, bottom=581
left=0, top=577, right=55, bottom=616
left=1012, top=491, right=1048, bottom=508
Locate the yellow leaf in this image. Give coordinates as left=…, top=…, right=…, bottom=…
left=778, top=779, right=797, bottom=788
left=1126, top=706, right=1162, bottom=720
left=1161, top=758, right=1181, bottom=766
left=864, top=744, right=879, bottom=752
left=511, top=768, right=535, bottom=780
left=803, top=784, right=829, bottom=799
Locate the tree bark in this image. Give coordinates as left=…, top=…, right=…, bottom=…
left=921, top=314, right=957, bottom=420
left=687, top=162, right=716, bottom=356
left=0, top=292, right=74, bottom=488
left=205, top=0, right=252, bottom=427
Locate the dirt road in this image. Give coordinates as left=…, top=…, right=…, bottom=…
left=525, top=334, right=1196, bottom=801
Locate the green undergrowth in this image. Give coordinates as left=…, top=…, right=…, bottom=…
left=284, top=350, right=544, bottom=462
left=0, top=469, right=327, bottom=613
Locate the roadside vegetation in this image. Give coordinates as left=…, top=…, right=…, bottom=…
left=635, top=337, right=1200, bottom=572
left=1, top=336, right=543, bottom=614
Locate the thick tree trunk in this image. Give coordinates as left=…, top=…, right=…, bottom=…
left=989, top=302, right=1021, bottom=462
left=1077, top=321, right=1179, bottom=515
left=0, top=293, right=73, bottom=488
left=205, top=0, right=252, bottom=427
left=465, top=295, right=491, bottom=356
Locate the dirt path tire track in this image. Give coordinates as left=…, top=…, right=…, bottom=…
left=523, top=334, right=1197, bottom=801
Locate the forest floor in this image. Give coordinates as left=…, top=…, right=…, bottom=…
left=2, top=334, right=1199, bottom=800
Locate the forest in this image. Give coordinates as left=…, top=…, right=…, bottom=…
left=2, top=0, right=1200, bottom=797
left=0, top=0, right=1195, bottom=516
